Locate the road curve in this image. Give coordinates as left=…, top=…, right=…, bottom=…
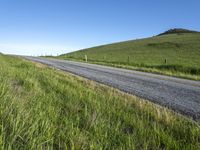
left=24, top=56, right=200, bottom=120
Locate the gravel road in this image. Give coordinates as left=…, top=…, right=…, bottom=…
left=24, top=56, right=200, bottom=120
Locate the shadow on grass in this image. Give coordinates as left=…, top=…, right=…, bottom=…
left=146, top=65, right=200, bottom=75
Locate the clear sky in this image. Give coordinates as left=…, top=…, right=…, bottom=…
left=0, top=0, right=199, bottom=56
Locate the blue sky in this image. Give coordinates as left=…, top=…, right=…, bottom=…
left=0, top=0, right=199, bottom=56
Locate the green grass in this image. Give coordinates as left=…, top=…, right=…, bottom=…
left=58, top=32, right=200, bottom=80
left=0, top=55, right=200, bottom=149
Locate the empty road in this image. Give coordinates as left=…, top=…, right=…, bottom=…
left=24, top=56, right=200, bottom=120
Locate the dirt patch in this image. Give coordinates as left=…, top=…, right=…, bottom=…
left=34, top=62, right=47, bottom=69
left=123, top=125, right=135, bottom=134
left=10, top=79, right=24, bottom=93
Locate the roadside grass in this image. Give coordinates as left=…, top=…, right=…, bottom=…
left=58, top=33, right=200, bottom=81
left=0, top=55, right=200, bottom=149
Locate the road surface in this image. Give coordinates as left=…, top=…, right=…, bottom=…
left=24, top=56, right=200, bottom=120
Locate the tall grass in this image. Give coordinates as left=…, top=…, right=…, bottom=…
left=0, top=55, right=200, bottom=149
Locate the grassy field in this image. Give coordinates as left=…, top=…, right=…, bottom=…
left=0, top=54, right=200, bottom=149
left=59, top=31, right=200, bottom=80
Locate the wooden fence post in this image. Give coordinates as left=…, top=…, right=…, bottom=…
left=165, top=58, right=167, bottom=64
left=128, top=56, right=130, bottom=64
left=85, top=55, right=88, bottom=62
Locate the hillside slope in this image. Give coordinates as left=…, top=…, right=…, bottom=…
left=59, top=30, right=200, bottom=80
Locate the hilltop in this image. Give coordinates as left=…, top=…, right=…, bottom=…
left=158, top=28, right=199, bottom=36
left=58, top=29, right=200, bottom=80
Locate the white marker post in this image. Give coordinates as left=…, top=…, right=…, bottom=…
left=85, top=55, right=87, bottom=62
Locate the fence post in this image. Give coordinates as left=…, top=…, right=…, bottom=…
left=165, top=58, right=167, bottom=64
left=85, top=55, right=88, bottom=62
left=127, top=56, right=130, bottom=64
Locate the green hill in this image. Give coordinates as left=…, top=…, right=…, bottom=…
left=59, top=29, right=200, bottom=80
